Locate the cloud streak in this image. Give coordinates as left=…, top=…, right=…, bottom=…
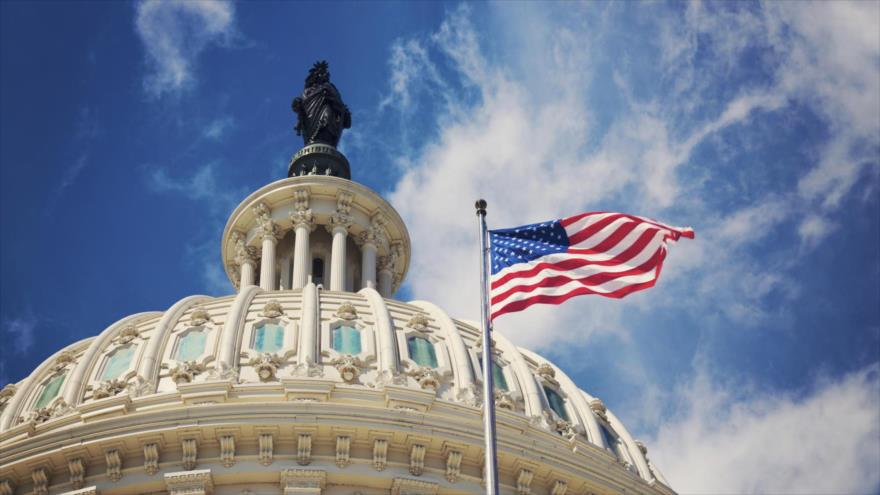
left=135, top=0, right=236, bottom=97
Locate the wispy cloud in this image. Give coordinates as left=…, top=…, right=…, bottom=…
left=135, top=0, right=237, bottom=97
left=203, top=116, right=234, bottom=140
left=2, top=314, right=38, bottom=355
left=649, top=363, right=880, bottom=494
left=58, top=154, right=88, bottom=192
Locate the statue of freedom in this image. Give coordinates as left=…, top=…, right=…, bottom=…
left=292, top=61, right=352, bottom=148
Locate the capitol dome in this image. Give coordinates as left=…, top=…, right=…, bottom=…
left=0, top=64, right=673, bottom=495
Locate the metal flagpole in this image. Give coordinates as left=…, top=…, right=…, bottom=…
left=475, top=199, right=500, bottom=495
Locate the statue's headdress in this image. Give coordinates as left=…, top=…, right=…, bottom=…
left=305, top=60, right=330, bottom=88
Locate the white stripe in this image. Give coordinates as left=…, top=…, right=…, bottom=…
left=565, top=216, right=638, bottom=250
left=562, top=212, right=619, bottom=236
left=491, top=230, right=667, bottom=296
left=491, top=267, right=659, bottom=315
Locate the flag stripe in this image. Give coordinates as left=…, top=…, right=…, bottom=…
left=489, top=211, right=692, bottom=320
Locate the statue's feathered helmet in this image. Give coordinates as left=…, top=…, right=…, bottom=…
left=305, top=60, right=330, bottom=88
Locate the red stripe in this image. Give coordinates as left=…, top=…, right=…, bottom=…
left=565, top=213, right=630, bottom=246
left=491, top=227, right=662, bottom=290
left=491, top=248, right=666, bottom=306
left=491, top=276, right=661, bottom=320
left=559, top=211, right=609, bottom=228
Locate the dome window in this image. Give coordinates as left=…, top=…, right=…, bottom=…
left=332, top=325, right=361, bottom=355
left=407, top=336, right=438, bottom=368
left=544, top=386, right=569, bottom=422
left=34, top=374, right=65, bottom=410
left=478, top=355, right=509, bottom=391
left=174, top=330, right=207, bottom=362
left=100, top=345, right=136, bottom=381
left=254, top=323, right=285, bottom=353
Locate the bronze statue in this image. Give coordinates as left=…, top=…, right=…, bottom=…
left=292, top=61, right=351, bottom=147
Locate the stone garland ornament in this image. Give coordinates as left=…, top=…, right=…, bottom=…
left=248, top=353, right=283, bottom=382
left=166, top=361, right=207, bottom=384
left=90, top=379, right=129, bottom=400
left=0, top=384, right=15, bottom=412
left=20, top=398, right=72, bottom=425
left=406, top=313, right=431, bottom=332
left=188, top=307, right=212, bottom=327
left=328, top=354, right=372, bottom=383
left=334, top=301, right=358, bottom=320
left=261, top=300, right=284, bottom=318
left=114, top=324, right=141, bottom=345
left=404, top=365, right=443, bottom=391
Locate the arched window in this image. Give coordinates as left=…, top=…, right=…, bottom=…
left=544, top=386, right=569, bottom=421
left=407, top=336, right=438, bottom=368
left=34, top=374, right=65, bottom=409
left=101, top=345, right=136, bottom=381
left=254, top=323, right=285, bottom=353
left=600, top=423, right=620, bottom=460
left=175, top=330, right=207, bottom=361
left=312, top=257, right=325, bottom=286
left=478, top=355, right=509, bottom=391
left=332, top=325, right=361, bottom=354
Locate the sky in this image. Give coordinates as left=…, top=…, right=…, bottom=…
left=1, top=1, right=878, bottom=493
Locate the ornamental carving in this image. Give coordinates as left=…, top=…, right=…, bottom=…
left=495, top=389, right=516, bottom=410
left=551, top=480, right=568, bottom=495
left=208, top=361, right=240, bottom=383
left=189, top=307, right=212, bottom=327
left=254, top=202, right=282, bottom=240
left=105, top=449, right=123, bottom=482
left=409, top=444, right=426, bottom=476
left=181, top=438, right=198, bottom=470
left=0, top=383, right=15, bottom=411
left=335, top=301, right=358, bottom=320
left=329, top=355, right=369, bottom=383
left=372, top=439, right=388, bottom=471
left=248, top=353, right=283, bottom=382
left=232, top=231, right=258, bottom=265
left=91, top=378, right=128, bottom=399
left=328, top=191, right=353, bottom=232
left=168, top=361, right=206, bottom=384
left=445, top=450, right=462, bottom=483
left=589, top=397, right=608, bottom=421
left=21, top=398, right=71, bottom=425
left=358, top=213, right=387, bottom=247
left=220, top=435, right=236, bottom=467
left=258, top=433, right=274, bottom=466
left=406, top=313, right=430, bottom=332
left=516, top=468, right=534, bottom=495
left=31, top=468, right=48, bottom=495
left=114, top=324, right=141, bottom=344
left=68, top=458, right=85, bottom=489
left=290, top=189, right=314, bottom=229
left=546, top=413, right=578, bottom=441
left=128, top=375, right=155, bottom=397
left=335, top=435, right=351, bottom=468
left=536, top=363, right=556, bottom=381
left=144, top=443, right=160, bottom=475
left=50, top=349, right=77, bottom=374
left=261, top=300, right=284, bottom=318
left=405, top=366, right=442, bottom=391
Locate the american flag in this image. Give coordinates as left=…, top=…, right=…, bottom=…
left=489, top=212, right=694, bottom=320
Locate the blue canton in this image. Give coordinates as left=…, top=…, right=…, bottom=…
left=489, top=220, right=569, bottom=275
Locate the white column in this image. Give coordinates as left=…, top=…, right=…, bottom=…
left=361, top=240, right=377, bottom=289
left=377, top=258, right=393, bottom=297
left=260, top=232, right=278, bottom=291
left=291, top=189, right=314, bottom=290
left=240, top=258, right=256, bottom=288
left=329, top=224, right=348, bottom=291
left=292, top=223, right=311, bottom=289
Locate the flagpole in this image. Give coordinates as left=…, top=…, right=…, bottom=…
left=475, top=199, right=500, bottom=495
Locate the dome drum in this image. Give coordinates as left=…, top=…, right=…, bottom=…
left=221, top=176, right=411, bottom=297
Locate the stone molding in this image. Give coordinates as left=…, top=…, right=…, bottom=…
left=164, top=469, right=213, bottom=495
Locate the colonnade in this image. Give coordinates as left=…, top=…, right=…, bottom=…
left=232, top=190, right=399, bottom=298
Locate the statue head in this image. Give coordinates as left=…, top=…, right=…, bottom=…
left=305, top=60, right=330, bottom=88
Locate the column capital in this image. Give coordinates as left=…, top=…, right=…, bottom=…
left=231, top=231, right=258, bottom=266
left=326, top=211, right=352, bottom=235
left=253, top=203, right=282, bottom=241
left=356, top=213, right=387, bottom=248
left=291, top=188, right=315, bottom=231
left=377, top=241, right=403, bottom=273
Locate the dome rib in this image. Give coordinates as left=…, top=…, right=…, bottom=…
left=411, top=300, right=477, bottom=404
left=359, top=287, right=398, bottom=382
left=492, top=332, right=544, bottom=419
left=138, top=295, right=213, bottom=391
left=519, top=348, right=606, bottom=449
left=65, top=311, right=161, bottom=406
left=217, top=286, right=260, bottom=371
left=605, top=405, right=652, bottom=481
left=299, top=283, right=319, bottom=367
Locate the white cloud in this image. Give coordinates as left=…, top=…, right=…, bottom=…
left=135, top=0, right=236, bottom=97
left=2, top=316, right=37, bottom=355
left=649, top=364, right=880, bottom=495
left=58, top=154, right=88, bottom=192
left=203, top=116, right=234, bottom=140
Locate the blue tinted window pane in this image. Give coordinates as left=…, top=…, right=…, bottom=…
left=407, top=336, right=438, bottom=368
left=254, top=323, right=285, bottom=353
left=601, top=424, right=619, bottom=458
left=35, top=374, right=65, bottom=409
left=332, top=326, right=361, bottom=354
left=478, top=356, right=509, bottom=391
left=544, top=386, right=569, bottom=421
left=101, top=345, right=136, bottom=381
left=175, top=331, right=207, bottom=361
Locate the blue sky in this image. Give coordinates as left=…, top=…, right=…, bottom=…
left=1, top=2, right=878, bottom=493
